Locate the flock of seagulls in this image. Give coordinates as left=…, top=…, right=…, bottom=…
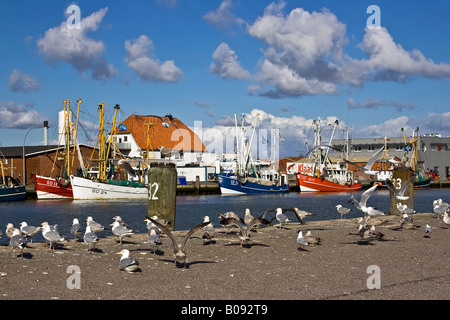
left=2, top=191, right=449, bottom=272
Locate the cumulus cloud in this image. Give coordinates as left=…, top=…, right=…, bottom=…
left=209, top=3, right=450, bottom=98
left=9, top=69, right=41, bottom=93
left=347, top=97, right=417, bottom=112
left=204, top=0, right=245, bottom=30
left=209, top=42, right=251, bottom=80
left=124, top=35, right=183, bottom=83
left=36, top=7, right=117, bottom=81
left=197, top=109, right=450, bottom=157
left=0, top=101, right=47, bottom=129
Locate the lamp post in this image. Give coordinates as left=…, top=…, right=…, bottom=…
left=22, top=123, right=46, bottom=186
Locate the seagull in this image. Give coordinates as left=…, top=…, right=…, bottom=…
left=117, top=159, right=136, bottom=179
left=149, top=217, right=210, bottom=268
left=385, top=176, right=415, bottom=200
left=201, top=216, right=215, bottom=245
left=0, top=229, right=3, bottom=238
left=366, top=225, right=384, bottom=240
left=336, top=204, right=352, bottom=219
left=148, top=228, right=162, bottom=254
left=296, top=231, right=308, bottom=250
left=10, top=228, right=26, bottom=258
left=433, top=201, right=449, bottom=216
left=71, top=218, right=82, bottom=241
left=19, top=222, right=41, bottom=243
left=41, top=222, right=66, bottom=250
left=220, top=214, right=270, bottom=248
left=275, top=208, right=291, bottom=229
left=86, top=216, right=108, bottom=233
left=348, top=183, right=380, bottom=215
left=424, top=224, right=432, bottom=238
left=345, top=145, right=385, bottom=175
left=111, top=221, right=134, bottom=245
left=116, top=249, right=140, bottom=273
left=83, top=225, right=98, bottom=253
left=304, top=231, right=321, bottom=245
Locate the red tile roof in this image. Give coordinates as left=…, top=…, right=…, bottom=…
left=114, top=114, right=206, bottom=152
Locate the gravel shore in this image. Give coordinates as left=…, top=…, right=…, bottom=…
left=0, top=213, right=448, bottom=301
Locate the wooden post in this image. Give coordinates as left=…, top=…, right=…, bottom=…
left=389, top=166, right=414, bottom=215
left=148, top=162, right=177, bottom=231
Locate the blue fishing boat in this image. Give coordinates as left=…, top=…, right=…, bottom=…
left=217, top=172, right=289, bottom=195
left=0, top=185, right=27, bottom=202
left=216, top=113, right=289, bottom=195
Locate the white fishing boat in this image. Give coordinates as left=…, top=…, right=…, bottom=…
left=70, top=102, right=147, bottom=200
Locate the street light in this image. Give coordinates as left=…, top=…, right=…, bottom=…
left=22, top=123, right=47, bottom=186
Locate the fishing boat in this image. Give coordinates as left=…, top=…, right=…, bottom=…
left=33, top=99, right=84, bottom=199
left=296, top=118, right=362, bottom=192
left=216, top=113, right=289, bottom=195
left=372, top=128, right=431, bottom=189
left=70, top=102, right=147, bottom=200
left=0, top=157, right=26, bottom=202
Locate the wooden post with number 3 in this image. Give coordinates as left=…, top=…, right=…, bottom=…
left=148, top=162, right=177, bottom=231
left=389, top=166, right=414, bottom=215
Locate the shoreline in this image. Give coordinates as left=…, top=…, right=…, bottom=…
left=0, top=213, right=449, bottom=300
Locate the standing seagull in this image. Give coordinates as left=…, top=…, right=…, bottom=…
left=10, top=229, right=26, bottom=258
left=275, top=208, right=291, bottom=229
left=19, top=222, right=41, bottom=243
left=111, top=221, right=134, bottom=245
left=201, top=216, right=215, bottom=245
left=116, top=249, right=140, bottom=273
left=336, top=204, right=352, bottom=219
left=86, top=216, right=107, bottom=233
left=149, top=217, right=209, bottom=268
left=385, top=176, right=415, bottom=200
left=296, top=231, right=308, bottom=251
left=83, top=225, right=98, bottom=253
left=424, top=224, right=432, bottom=238
left=71, top=218, right=82, bottom=241
left=41, top=222, right=66, bottom=250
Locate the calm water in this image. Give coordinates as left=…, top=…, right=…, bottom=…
left=1, top=188, right=448, bottom=245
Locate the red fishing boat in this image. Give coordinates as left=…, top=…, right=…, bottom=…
left=33, top=99, right=83, bottom=199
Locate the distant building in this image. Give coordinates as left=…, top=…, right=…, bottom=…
left=0, top=144, right=98, bottom=185
left=330, top=134, right=450, bottom=179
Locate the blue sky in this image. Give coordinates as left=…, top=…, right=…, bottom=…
left=1, top=0, right=449, bottom=157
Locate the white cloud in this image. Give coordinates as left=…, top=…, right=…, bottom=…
left=209, top=3, right=450, bottom=98
left=0, top=101, right=47, bottom=129
left=209, top=42, right=251, bottom=80
left=9, top=69, right=41, bottom=93
left=36, top=7, right=117, bottom=81
left=204, top=0, right=245, bottom=30
left=124, top=35, right=183, bottom=83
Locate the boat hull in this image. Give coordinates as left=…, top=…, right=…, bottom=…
left=217, top=174, right=289, bottom=195
left=70, top=175, right=147, bottom=200
left=297, top=173, right=362, bottom=192
left=0, top=186, right=27, bottom=202
left=33, top=174, right=73, bottom=199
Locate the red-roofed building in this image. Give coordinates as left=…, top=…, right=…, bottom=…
left=113, top=114, right=206, bottom=163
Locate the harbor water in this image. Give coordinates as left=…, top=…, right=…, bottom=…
left=1, top=188, right=448, bottom=246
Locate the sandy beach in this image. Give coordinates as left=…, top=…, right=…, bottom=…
left=0, top=212, right=448, bottom=303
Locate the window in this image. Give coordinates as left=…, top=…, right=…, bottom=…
left=354, top=146, right=361, bottom=152
left=124, top=136, right=128, bottom=142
